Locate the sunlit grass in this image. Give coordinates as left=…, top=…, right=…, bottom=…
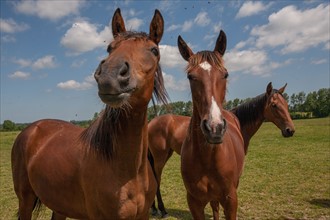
left=1, top=118, right=329, bottom=219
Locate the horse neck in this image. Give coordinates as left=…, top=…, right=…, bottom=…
left=231, top=94, right=267, bottom=154
left=116, top=108, right=149, bottom=173
left=83, top=105, right=149, bottom=174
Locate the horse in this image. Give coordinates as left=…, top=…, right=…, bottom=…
left=148, top=114, right=190, bottom=217
left=178, top=30, right=244, bottom=220
left=149, top=83, right=295, bottom=217
left=231, top=82, right=295, bottom=154
left=11, top=8, right=168, bottom=220
left=149, top=82, right=295, bottom=217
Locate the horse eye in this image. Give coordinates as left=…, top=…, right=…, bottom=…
left=272, top=103, right=277, bottom=108
left=224, top=72, right=229, bottom=79
left=151, top=47, right=159, bottom=56
left=187, top=74, right=195, bottom=81
left=107, top=45, right=113, bottom=53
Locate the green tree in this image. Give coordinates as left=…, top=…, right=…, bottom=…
left=315, top=88, right=330, bottom=117
left=2, top=120, right=16, bottom=131
left=282, top=93, right=289, bottom=103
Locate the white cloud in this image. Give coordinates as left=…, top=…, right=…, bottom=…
left=159, top=45, right=186, bottom=68
left=12, top=55, right=56, bottom=69
left=225, top=49, right=270, bottom=76
left=236, top=1, right=271, bottom=19
left=57, top=74, right=95, bottom=90
left=311, top=59, right=327, bottom=65
left=1, top=35, right=16, bottom=42
left=61, top=21, right=111, bottom=55
left=8, top=71, right=31, bottom=80
left=71, top=59, right=87, bottom=68
left=166, top=24, right=181, bottom=32
left=32, top=55, right=56, bottom=69
left=13, top=58, right=32, bottom=67
left=168, top=11, right=212, bottom=33
left=194, top=12, right=211, bottom=27
left=251, top=4, right=330, bottom=54
left=14, top=0, right=85, bottom=21
left=182, top=20, right=193, bottom=32
left=163, top=72, right=189, bottom=92
left=0, top=18, right=29, bottom=33
left=126, top=18, right=144, bottom=30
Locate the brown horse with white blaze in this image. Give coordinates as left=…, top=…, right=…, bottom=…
left=178, top=30, right=245, bottom=220
left=149, top=83, right=295, bottom=217
left=11, top=8, right=168, bottom=220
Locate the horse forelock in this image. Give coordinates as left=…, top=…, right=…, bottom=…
left=186, top=51, right=225, bottom=74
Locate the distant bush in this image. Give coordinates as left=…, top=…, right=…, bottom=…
left=290, top=112, right=313, bottom=120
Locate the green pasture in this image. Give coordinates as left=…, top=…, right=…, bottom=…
left=1, top=118, right=329, bottom=219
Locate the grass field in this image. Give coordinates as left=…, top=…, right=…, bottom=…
left=1, top=118, right=329, bottom=219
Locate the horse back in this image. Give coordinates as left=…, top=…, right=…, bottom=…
left=11, top=119, right=87, bottom=218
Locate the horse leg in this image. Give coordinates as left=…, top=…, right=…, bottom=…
left=156, top=186, right=167, bottom=218
left=17, top=192, right=38, bottom=220
left=150, top=201, right=158, bottom=216
left=51, top=212, right=66, bottom=220
left=155, top=149, right=173, bottom=218
left=187, top=192, right=206, bottom=220
left=12, top=153, right=39, bottom=220
left=147, top=150, right=159, bottom=216
left=210, top=200, right=220, bottom=220
left=221, top=190, right=238, bottom=220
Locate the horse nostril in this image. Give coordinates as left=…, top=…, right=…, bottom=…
left=286, top=128, right=295, bottom=135
left=119, top=62, right=129, bottom=78
left=202, top=119, right=212, bottom=133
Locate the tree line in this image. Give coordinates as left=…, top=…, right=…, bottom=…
left=147, top=88, right=329, bottom=120
left=1, top=88, right=329, bottom=131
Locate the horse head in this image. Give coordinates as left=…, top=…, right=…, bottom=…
left=95, top=8, right=167, bottom=109
left=178, top=30, right=228, bottom=144
left=264, top=82, right=295, bottom=137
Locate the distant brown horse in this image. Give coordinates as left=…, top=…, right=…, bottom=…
left=178, top=30, right=244, bottom=220
left=148, top=114, right=190, bottom=217
left=149, top=82, right=295, bottom=217
left=11, top=8, right=168, bottom=220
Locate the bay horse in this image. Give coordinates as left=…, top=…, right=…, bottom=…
left=11, top=8, right=168, bottom=220
left=149, top=83, right=295, bottom=217
left=178, top=30, right=245, bottom=220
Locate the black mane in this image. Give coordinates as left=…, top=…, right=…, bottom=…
left=80, top=106, right=122, bottom=159
left=230, top=89, right=281, bottom=127
left=230, top=93, right=267, bottom=127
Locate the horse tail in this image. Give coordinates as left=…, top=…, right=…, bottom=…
left=17, top=198, right=43, bottom=220
left=147, top=149, right=157, bottom=183
left=33, top=198, right=43, bottom=217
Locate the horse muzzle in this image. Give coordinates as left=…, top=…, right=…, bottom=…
left=98, top=90, right=134, bottom=108
left=95, top=61, right=137, bottom=108
left=282, top=127, right=295, bottom=137
left=200, top=118, right=227, bottom=144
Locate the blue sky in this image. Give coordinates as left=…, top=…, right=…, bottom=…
left=1, top=0, right=329, bottom=123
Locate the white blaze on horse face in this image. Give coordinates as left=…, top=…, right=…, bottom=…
left=199, top=61, right=212, bottom=75
left=209, top=96, right=223, bottom=130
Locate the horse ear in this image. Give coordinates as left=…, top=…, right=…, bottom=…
left=149, top=9, right=164, bottom=45
left=112, top=8, right=126, bottom=38
left=214, top=30, right=227, bottom=56
left=266, top=82, right=273, bottom=95
left=278, top=83, right=287, bottom=94
left=177, top=35, right=194, bottom=61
